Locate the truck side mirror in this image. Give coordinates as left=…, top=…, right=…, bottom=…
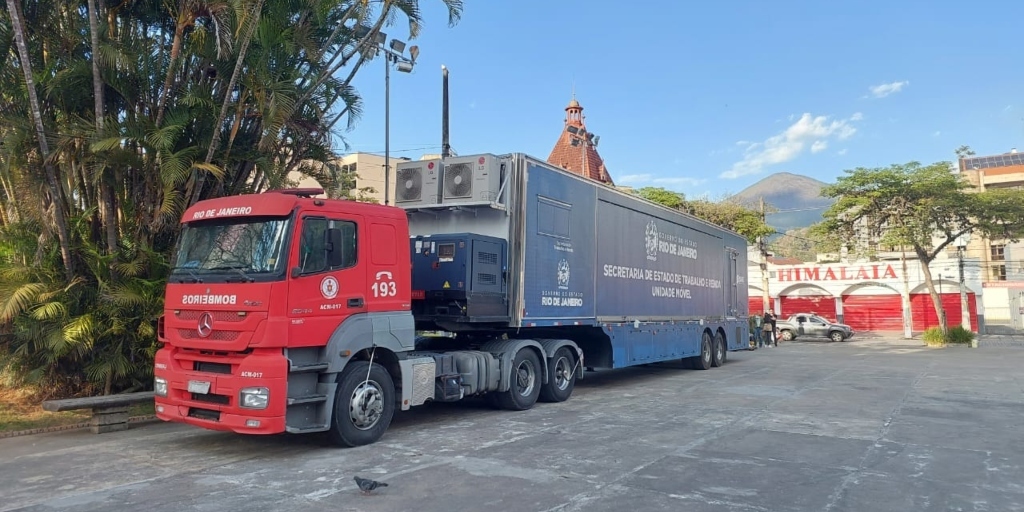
left=326, top=228, right=344, bottom=268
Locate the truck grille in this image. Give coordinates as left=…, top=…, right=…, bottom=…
left=187, top=407, right=221, bottom=422
left=177, top=329, right=240, bottom=341
left=193, top=361, right=232, bottom=374
left=175, top=311, right=245, bottom=323
left=191, top=392, right=230, bottom=405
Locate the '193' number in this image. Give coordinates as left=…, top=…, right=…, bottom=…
left=373, top=281, right=397, bottom=297
left=373, top=271, right=397, bottom=298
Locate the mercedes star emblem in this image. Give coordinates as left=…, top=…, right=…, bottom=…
left=197, top=312, right=214, bottom=338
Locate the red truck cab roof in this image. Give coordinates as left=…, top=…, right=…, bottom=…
left=180, top=189, right=407, bottom=223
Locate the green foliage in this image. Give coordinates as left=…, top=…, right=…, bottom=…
left=770, top=226, right=839, bottom=262
left=817, top=159, right=1024, bottom=331
left=635, top=187, right=685, bottom=210
left=946, top=326, right=975, bottom=345
left=630, top=187, right=773, bottom=243
left=921, top=325, right=975, bottom=346
left=0, top=0, right=463, bottom=396
left=921, top=327, right=946, bottom=345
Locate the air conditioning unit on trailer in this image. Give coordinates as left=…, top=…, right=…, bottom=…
left=394, top=158, right=441, bottom=208
left=441, top=154, right=503, bottom=204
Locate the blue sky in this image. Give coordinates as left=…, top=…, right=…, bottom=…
left=343, top=0, right=1024, bottom=198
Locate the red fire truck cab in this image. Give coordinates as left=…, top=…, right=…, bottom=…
left=154, top=189, right=417, bottom=446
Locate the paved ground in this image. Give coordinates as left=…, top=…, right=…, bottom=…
left=2, top=337, right=1023, bottom=512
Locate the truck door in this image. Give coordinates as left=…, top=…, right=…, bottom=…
left=288, top=214, right=366, bottom=341
left=725, top=248, right=739, bottom=316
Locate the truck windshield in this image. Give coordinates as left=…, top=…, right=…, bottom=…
left=172, top=216, right=291, bottom=279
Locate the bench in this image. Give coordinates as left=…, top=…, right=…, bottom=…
left=42, top=391, right=155, bottom=434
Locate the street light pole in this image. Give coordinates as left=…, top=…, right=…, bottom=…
left=956, top=234, right=972, bottom=333
left=352, top=26, right=418, bottom=206
left=384, top=56, right=390, bottom=205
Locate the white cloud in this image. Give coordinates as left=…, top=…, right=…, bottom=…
left=868, top=81, right=909, bottom=98
left=619, top=173, right=707, bottom=188
left=719, top=112, right=861, bottom=179
left=811, top=140, right=828, bottom=153
left=850, top=112, right=864, bottom=121
left=837, top=149, right=848, bottom=156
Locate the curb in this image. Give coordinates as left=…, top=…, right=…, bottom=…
left=0, top=415, right=159, bottom=440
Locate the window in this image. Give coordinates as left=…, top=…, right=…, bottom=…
left=992, top=264, right=1007, bottom=281
left=537, top=196, right=571, bottom=239
left=299, top=217, right=357, bottom=274
left=991, top=244, right=1006, bottom=261
left=796, top=316, right=807, bottom=323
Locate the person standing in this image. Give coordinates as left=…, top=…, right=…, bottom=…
left=762, top=311, right=774, bottom=348
left=748, top=314, right=762, bottom=349
left=769, top=312, right=779, bottom=347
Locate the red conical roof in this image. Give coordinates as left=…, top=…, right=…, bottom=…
left=546, top=96, right=614, bottom=185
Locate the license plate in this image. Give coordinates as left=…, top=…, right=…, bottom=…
left=188, top=380, right=211, bottom=394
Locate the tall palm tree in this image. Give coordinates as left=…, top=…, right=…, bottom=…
left=4, top=0, right=74, bottom=279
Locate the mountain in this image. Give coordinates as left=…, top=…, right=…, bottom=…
left=732, top=172, right=834, bottom=233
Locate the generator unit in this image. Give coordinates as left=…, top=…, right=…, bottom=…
left=410, top=233, right=508, bottom=325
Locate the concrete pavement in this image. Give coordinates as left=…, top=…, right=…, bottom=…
left=2, top=337, right=1023, bottom=511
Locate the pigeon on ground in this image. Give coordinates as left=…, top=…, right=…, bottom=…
left=354, top=475, right=388, bottom=495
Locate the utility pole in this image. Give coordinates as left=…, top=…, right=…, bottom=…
left=900, top=247, right=913, bottom=339
left=441, top=65, right=451, bottom=159
left=759, top=197, right=771, bottom=314
left=958, top=243, right=971, bottom=333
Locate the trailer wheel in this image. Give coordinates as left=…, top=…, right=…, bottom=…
left=327, top=361, right=395, bottom=447
left=495, top=348, right=542, bottom=411
left=539, top=347, right=576, bottom=403
left=712, top=331, right=726, bottom=367
left=693, top=333, right=713, bottom=371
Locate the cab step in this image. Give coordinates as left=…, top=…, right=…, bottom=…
left=287, top=394, right=328, bottom=405
left=289, top=362, right=328, bottom=373
left=284, top=424, right=329, bottom=434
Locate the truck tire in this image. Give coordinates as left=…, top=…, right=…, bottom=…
left=539, top=347, right=576, bottom=403
left=692, top=335, right=713, bottom=371
left=830, top=331, right=845, bottom=343
left=780, top=330, right=795, bottom=341
left=327, top=361, right=395, bottom=447
left=495, top=348, right=542, bottom=411
left=712, top=331, right=726, bottom=367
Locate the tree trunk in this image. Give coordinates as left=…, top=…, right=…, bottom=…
left=155, top=20, right=186, bottom=128
left=6, top=0, right=75, bottom=280
left=915, top=247, right=948, bottom=333
left=87, top=0, right=120, bottom=258
left=189, top=0, right=265, bottom=207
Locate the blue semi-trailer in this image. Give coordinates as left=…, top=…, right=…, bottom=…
left=155, top=151, right=750, bottom=447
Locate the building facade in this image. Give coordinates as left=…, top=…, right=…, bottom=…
left=747, top=256, right=984, bottom=333
left=958, top=150, right=1024, bottom=283
left=288, top=152, right=412, bottom=204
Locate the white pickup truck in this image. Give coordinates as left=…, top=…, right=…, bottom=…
left=775, top=313, right=855, bottom=343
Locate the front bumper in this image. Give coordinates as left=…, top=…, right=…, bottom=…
left=154, top=346, right=289, bottom=435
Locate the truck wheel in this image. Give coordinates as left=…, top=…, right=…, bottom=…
left=781, top=330, right=795, bottom=341
left=830, top=331, right=845, bottom=343
left=712, top=331, right=727, bottom=367
left=495, top=348, right=542, bottom=411
left=327, top=361, right=395, bottom=447
left=693, top=334, right=713, bottom=371
left=539, top=347, right=576, bottom=403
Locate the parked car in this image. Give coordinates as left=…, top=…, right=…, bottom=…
left=776, top=313, right=855, bottom=343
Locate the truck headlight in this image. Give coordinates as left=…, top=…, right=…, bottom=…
left=240, top=387, right=269, bottom=409
left=154, top=377, right=168, bottom=397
